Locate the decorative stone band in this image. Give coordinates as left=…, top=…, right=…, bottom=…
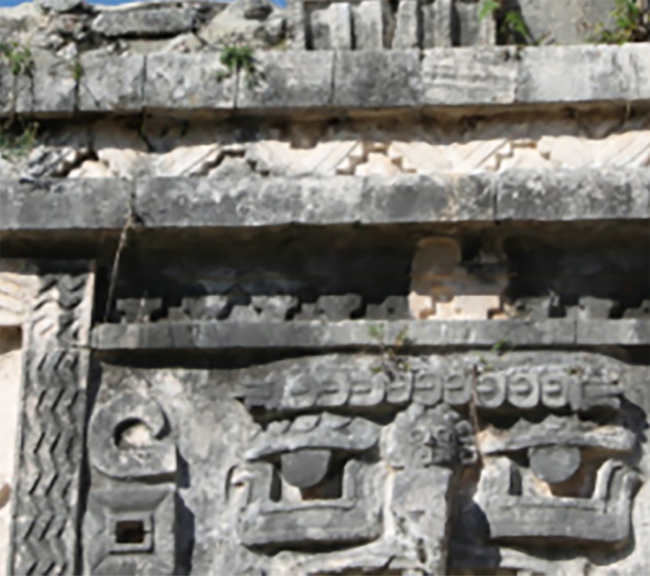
left=92, top=317, right=650, bottom=350
left=5, top=262, right=94, bottom=576
left=1, top=169, right=648, bottom=233
left=2, top=45, right=649, bottom=117
left=230, top=352, right=638, bottom=415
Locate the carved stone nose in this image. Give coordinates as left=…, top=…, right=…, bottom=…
left=281, top=449, right=332, bottom=489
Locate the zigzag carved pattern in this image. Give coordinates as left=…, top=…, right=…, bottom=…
left=30, top=273, right=89, bottom=346
left=7, top=267, right=92, bottom=575
left=11, top=348, right=86, bottom=576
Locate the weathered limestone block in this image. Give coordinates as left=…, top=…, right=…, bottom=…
left=422, top=46, right=518, bottom=105
left=409, top=237, right=507, bottom=321
left=432, top=0, right=453, bottom=47
left=92, top=318, right=583, bottom=350
left=237, top=51, right=334, bottom=109
left=496, top=168, right=650, bottom=221
left=351, top=0, right=388, bottom=50
left=144, top=53, right=236, bottom=110
left=135, top=176, right=366, bottom=228
left=308, top=2, right=352, bottom=49
left=91, top=6, right=197, bottom=38
left=364, top=173, right=494, bottom=222
left=517, top=44, right=650, bottom=103
left=514, top=0, right=617, bottom=45
left=333, top=50, right=421, bottom=107
left=78, top=53, right=145, bottom=112
left=392, top=0, right=419, bottom=49
left=14, top=52, right=76, bottom=114
left=0, top=179, right=133, bottom=231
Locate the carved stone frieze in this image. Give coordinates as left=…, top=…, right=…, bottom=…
left=71, top=347, right=647, bottom=574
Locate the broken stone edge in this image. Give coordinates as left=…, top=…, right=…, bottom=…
left=1, top=44, right=649, bottom=116
left=1, top=169, right=648, bottom=231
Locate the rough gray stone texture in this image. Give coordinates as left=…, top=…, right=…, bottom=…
left=15, top=52, right=77, bottom=114
left=392, top=0, right=419, bottom=49
left=91, top=319, right=582, bottom=350
left=513, top=0, right=617, bottom=45
left=236, top=51, right=334, bottom=109
left=364, top=173, right=494, bottom=222
left=144, top=53, right=236, bottom=110
left=332, top=50, right=421, bottom=108
left=517, top=44, right=650, bottom=103
left=134, top=174, right=489, bottom=228
left=0, top=179, right=132, bottom=230
left=91, top=6, right=196, bottom=38
left=2, top=45, right=650, bottom=116
left=578, top=319, right=650, bottom=345
left=78, top=53, right=145, bottom=112
left=2, top=170, right=647, bottom=232
left=421, top=46, right=518, bottom=105
left=496, top=168, right=650, bottom=221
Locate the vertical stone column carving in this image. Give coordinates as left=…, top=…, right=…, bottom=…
left=7, top=262, right=94, bottom=576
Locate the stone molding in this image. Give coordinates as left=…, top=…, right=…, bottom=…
left=1, top=169, right=648, bottom=233
left=1, top=45, right=649, bottom=117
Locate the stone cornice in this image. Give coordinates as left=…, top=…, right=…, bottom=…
left=1, top=44, right=649, bottom=117
left=1, top=169, right=648, bottom=232
left=91, top=318, right=650, bottom=350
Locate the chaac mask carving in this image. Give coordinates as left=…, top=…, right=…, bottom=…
left=77, top=351, right=646, bottom=576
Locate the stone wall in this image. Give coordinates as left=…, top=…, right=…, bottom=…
left=0, top=0, right=649, bottom=575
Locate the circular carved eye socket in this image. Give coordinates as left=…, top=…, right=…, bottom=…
left=114, top=419, right=153, bottom=449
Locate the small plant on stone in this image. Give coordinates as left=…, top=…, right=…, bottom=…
left=0, top=121, right=39, bottom=160
left=368, top=324, right=412, bottom=375
left=73, top=59, right=84, bottom=82
left=0, top=41, right=34, bottom=76
left=588, top=0, right=649, bottom=44
left=478, top=0, right=535, bottom=45
left=217, top=45, right=258, bottom=87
